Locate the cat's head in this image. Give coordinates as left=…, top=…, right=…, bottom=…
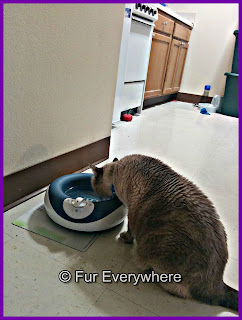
left=90, top=158, right=119, bottom=197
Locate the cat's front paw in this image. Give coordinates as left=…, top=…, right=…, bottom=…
left=119, top=231, right=134, bottom=244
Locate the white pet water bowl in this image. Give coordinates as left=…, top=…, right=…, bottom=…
left=199, top=95, right=221, bottom=113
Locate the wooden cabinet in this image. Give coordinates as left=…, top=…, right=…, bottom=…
left=163, top=39, right=188, bottom=94
left=145, top=33, right=171, bottom=99
left=144, top=10, right=192, bottom=101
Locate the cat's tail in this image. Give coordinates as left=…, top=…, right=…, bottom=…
left=192, top=282, right=238, bottom=312
left=218, top=283, right=238, bottom=311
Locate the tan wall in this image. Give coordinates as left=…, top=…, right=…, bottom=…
left=4, top=4, right=124, bottom=176
left=168, top=3, right=238, bottom=97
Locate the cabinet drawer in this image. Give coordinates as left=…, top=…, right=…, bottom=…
left=155, top=13, right=174, bottom=35
left=173, top=23, right=191, bottom=41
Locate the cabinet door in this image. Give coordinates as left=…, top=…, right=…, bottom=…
left=163, top=39, right=188, bottom=94
left=144, top=33, right=171, bottom=99
left=162, top=39, right=180, bottom=95
left=173, top=42, right=188, bottom=91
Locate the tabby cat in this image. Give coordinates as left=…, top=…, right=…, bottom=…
left=90, top=154, right=238, bottom=311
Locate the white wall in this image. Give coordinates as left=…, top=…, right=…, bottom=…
left=168, top=3, right=238, bottom=97
left=4, top=4, right=124, bottom=176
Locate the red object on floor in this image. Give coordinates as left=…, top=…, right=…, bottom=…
left=122, top=114, right=133, bottom=121
left=172, top=99, right=177, bottom=101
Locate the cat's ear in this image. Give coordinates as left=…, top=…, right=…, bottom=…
left=89, top=163, right=103, bottom=177
left=113, top=157, right=119, bottom=162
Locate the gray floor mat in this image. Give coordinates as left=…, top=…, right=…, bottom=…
left=12, top=203, right=100, bottom=252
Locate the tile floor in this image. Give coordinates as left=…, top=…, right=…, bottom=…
left=4, top=102, right=239, bottom=316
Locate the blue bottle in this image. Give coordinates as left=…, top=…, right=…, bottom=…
left=200, top=85, right=211, bottom=104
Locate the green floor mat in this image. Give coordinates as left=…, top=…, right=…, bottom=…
left=12, top=203, right=100, bottom=252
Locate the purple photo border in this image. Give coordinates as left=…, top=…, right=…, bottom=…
left=0, top=0, right=240, bottom=319
left=0, top=0, right=240, bottom=3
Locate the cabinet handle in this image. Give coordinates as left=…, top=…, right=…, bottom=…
left=163, top=21, right=168, bottom=25
left=180, top=42, right=185, bottom=46
left=152, top=33, right=155, bottom=38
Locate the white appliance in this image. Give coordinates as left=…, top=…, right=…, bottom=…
left=199, top=95, right=221, bottom=113
left=112, top=4, right=158, bottom=122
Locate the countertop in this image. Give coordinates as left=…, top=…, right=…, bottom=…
left=150, top=4, right=194, bottom=28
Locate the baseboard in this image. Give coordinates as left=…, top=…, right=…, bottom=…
left=176, top=92, right=212, bottom=104
left=4, top=137, right=110, bottom=210
left=143, top=93, right=178, bottom=109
